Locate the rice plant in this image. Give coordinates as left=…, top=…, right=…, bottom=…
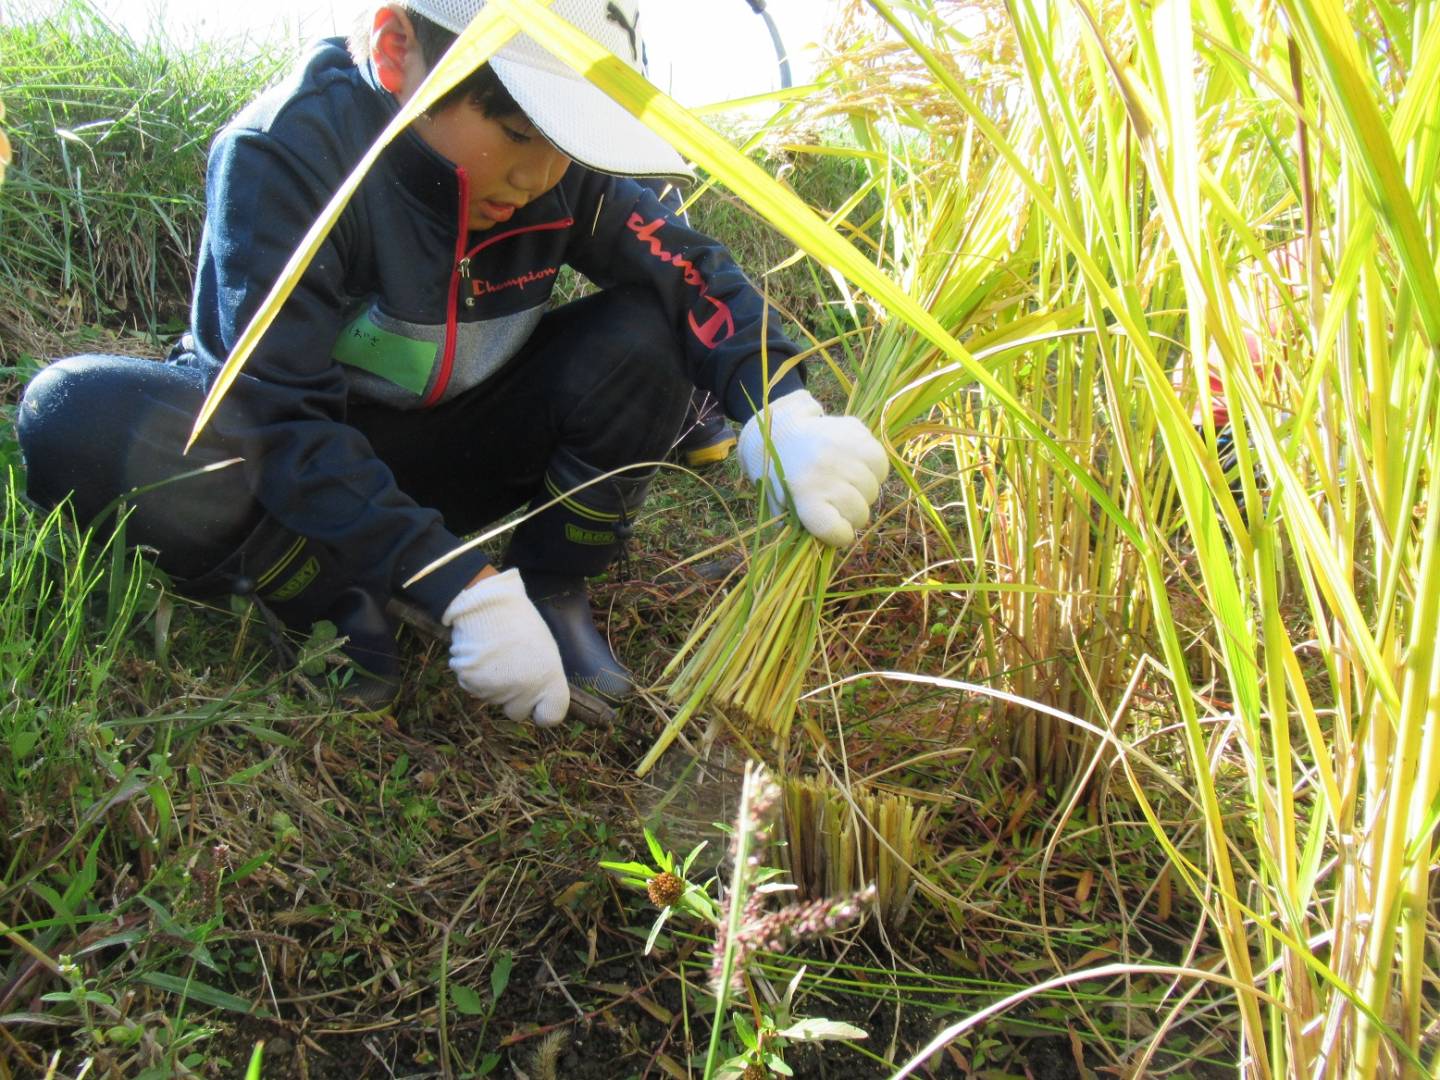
left=857, top=0, right=1440, bottom=1073
left=660, top=16, right=1053, bottom=759
left=663, top=0, right=1440, bottom=1071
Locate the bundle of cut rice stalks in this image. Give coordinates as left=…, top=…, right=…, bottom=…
left=644, top=2, right=1063, bottom=771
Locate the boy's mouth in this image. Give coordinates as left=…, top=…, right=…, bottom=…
left=476, top=199, right=517, bottom=223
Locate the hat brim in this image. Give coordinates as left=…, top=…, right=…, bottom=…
left=490, top=56, right=691, bottom=179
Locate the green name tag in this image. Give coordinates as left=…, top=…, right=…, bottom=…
left=333, top=310, right=437, bottom=395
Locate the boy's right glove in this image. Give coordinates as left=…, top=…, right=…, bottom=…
left=738, top=389, right=889, bottom=546
left=443, top=569, right=570, bottom=727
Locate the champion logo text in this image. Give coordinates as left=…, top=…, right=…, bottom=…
left=626, top=214, right=736, bottom=349
left=469, top=266, right=558, bottom=297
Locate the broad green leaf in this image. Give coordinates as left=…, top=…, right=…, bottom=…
left=450, top=984, right=486, bottom=1016
left=29, top=882, right=69, bottom=925
left=733, top=1011, right=758, bottom=1050
left=764, top=1053, right=795, bottom=1076
left=223, top=757, right=278, bottom=786
left=680, top=840, right=707, bottom=878
left=643, top=828, right=669, bottom=871
left=490, top=951, right=513, bottom=1000
left=599, top=860, right=654, bottom=878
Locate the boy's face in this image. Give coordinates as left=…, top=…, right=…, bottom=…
left=414, top=104, right=572, bottom=228
left=370, top=6, right=571, bottom=229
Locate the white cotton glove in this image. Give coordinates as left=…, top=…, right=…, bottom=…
left=442, top=569, right=570, bottom=727
left=737, top=389, right=889, bottom=546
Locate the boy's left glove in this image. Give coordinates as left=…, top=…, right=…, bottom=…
left=738, top=389, right=889, bottom=546
left=443, top=570, right=571, bottom=727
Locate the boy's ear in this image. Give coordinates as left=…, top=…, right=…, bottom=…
left=370, top=5, right=425, bottom=100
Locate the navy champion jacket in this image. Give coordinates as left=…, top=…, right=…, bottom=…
left=182, top=38, right=803, bottom=620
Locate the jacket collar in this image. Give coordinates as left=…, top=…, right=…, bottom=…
left=353, top=49, right=465, bottom=222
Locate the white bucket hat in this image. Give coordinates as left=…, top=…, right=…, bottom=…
left=405, top=0, right=689, bottom=177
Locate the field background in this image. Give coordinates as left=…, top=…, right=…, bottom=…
left=2, top=0, right=1437, bottom=1078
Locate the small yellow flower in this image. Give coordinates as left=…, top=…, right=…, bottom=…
left=647, top=871, right=684, bottom=908
left=0, top=98, right=10, bottom=187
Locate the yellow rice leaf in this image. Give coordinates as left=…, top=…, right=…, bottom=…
left=1279, top=0, right=1440, bottom=345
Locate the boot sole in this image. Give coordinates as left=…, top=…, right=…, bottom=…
left=680, top=435, right=737, bottom=468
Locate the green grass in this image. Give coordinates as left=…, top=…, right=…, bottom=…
left=0, top=2, right=286, bottom=359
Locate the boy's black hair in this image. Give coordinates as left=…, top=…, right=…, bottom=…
left=349, top=5, right=524, bottom=118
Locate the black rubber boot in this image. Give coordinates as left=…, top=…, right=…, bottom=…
left=522, top=571, right=634, bottom=704
left=318, top=587, right=403, bottom=711
left=504, top=448, right=653, bottom=706
left=16, top=353, right=400, bottom=709
left=183, top=517, right=402, bottom=710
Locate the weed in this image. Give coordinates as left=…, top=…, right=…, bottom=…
left=604, top=763, right=872, bottom=1079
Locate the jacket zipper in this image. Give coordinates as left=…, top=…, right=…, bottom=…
left=426, top=167, right=576, bottom=408
left=426, top=166, right=472, bottom=409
